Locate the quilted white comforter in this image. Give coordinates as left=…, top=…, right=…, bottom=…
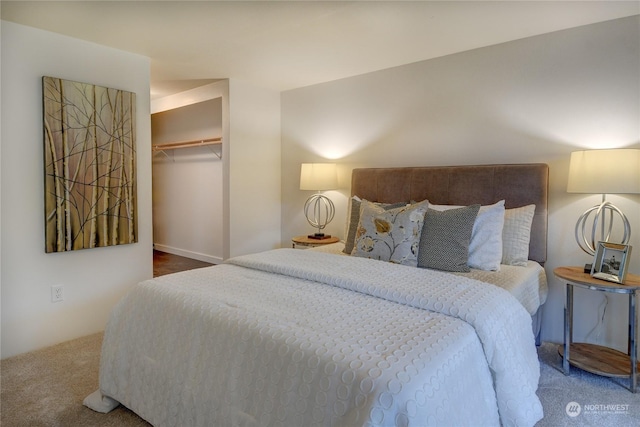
left=86, top=249, right=543, bottom=426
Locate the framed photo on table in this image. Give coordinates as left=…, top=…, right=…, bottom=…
left=591, top=242, right=632, bottom=284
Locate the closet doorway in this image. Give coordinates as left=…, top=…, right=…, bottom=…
left=151, top=97, right=224, bottom=265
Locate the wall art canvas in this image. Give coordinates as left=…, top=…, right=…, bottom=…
left=43, top=76, right=137, bottom=252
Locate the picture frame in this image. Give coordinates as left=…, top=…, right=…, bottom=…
left=42, top=76, right=137, bottom=252
left=591, top=241, right=632, bottom=284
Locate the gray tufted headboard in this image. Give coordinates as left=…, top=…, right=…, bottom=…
left=350, top=164, right=549, bottom=264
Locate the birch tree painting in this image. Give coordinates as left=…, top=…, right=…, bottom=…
left=43, top=76, right=137, bottom=252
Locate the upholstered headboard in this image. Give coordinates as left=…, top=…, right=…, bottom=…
left=351, top=164, right=549, bottom=263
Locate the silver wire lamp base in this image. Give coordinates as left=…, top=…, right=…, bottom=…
left=575, top=199, right=631, bottom=255
left=304, top=193, right=335, bottom=239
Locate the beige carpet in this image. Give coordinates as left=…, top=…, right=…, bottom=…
left=2, top=333, right=639, bottom=426
left=0, top=332, right=149, bottom=427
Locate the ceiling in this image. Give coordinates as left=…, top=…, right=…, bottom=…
left=2, top=1, right=638, bottom=99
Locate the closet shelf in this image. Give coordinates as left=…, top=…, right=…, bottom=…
left=153, top=137, right=222, bottom=159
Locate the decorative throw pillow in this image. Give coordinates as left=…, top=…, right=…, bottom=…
left=417, top=205, right=480, bottom=272
left=502, top=204, right=535, bottom=266
left=351, top=200, right=429, bottom=266
left=343, top=196, right=407, bottom=254
left=429, top=200, right=505, bottom=271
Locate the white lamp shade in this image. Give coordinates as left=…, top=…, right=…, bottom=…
left=300, top=163, right=338, bottom=191
left=567, top=149, right=640, bottom=194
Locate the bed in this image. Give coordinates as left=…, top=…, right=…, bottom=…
left=85, top=164, right=548, bottom=427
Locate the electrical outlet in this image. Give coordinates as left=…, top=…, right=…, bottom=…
left=51, top=285, right=64, bottom=303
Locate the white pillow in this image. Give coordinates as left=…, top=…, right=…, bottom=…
left=429, top=200, right=505, bottom=271
left=502, top=205, right=535, bottom=266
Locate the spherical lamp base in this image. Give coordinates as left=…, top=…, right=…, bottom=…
left=304, top=193, right=335, bottom=239
left=575, top=200, right=631, bottom=255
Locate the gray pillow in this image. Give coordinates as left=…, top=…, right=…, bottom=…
left=417, top=205, right=480, bottom=272
left=343, top=197, right=407, bottom=254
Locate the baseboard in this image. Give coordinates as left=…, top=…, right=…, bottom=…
left=153, top=244, right=222, bottom=265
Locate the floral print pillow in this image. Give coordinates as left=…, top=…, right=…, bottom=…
left=351, top=200, right=429, bottom=267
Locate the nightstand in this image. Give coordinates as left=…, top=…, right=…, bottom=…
left=554, top=266, right=640, bottom=392
left=291, top=235, right=340, bottom=249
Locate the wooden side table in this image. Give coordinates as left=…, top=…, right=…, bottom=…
left=291, top=235, right=340, bottom=249
left=554, top=266, right=640, bottom=392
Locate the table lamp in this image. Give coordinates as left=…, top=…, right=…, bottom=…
left=567, top=149, right=640, bottom=255
left=300, top=163, right=338, bottom=239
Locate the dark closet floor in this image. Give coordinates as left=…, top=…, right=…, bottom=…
left=153, top=250, right=214, bottom=277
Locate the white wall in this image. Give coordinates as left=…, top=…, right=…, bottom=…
left=282, top=17, right=640, bottom=351
left=152, top=98, right=224, bottom=264
left=1, top=21, right=153, bottom=358
left=226, top=79, right=281, bottom=258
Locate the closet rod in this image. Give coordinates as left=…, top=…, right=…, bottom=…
left=152, top=137, right=222, bottom=151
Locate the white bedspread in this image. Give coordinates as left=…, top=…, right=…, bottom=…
left=456, top=262, right=547, bottom=316
left=310, top=242, right=547, bottom=316
left=86, top=249, right=543, bottom=427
